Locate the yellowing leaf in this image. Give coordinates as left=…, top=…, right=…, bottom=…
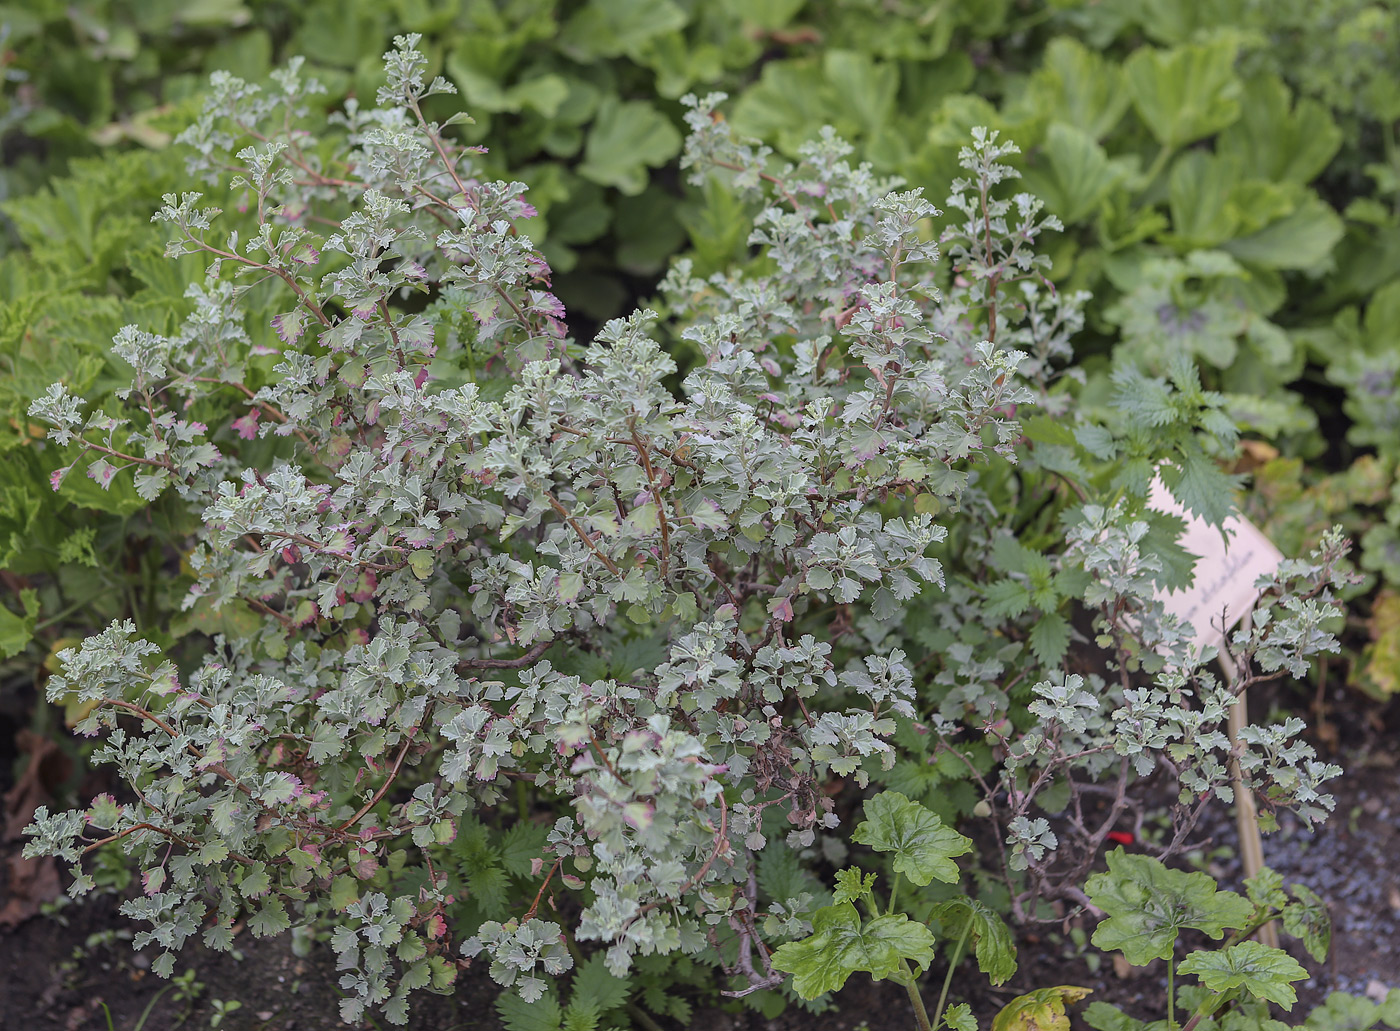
left=1358, top=590, right=1400, bottom=698
left=992, top=986, right=1092, bottom=1031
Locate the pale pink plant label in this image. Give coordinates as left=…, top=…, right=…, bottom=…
left=1149, top=476, right=1283, bottom=652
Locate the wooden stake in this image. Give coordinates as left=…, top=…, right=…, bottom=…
left=1222, top=612, right=1279, bottom=949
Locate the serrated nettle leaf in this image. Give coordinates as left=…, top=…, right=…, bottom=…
left=1081, top=1001, right=1149, bottom=1031
left=945, top=1003, right=979, bottom=1031
left=1282, top=883, right=1331, bottom=963
left=1027, top=610, right=1071, bottom=667
left=832, top=867, right=878, bottom=906
left=1244, top=867, right=1288, bottom=910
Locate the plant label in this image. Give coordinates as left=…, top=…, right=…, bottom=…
left=1149, top=476, right=1283, bottom=652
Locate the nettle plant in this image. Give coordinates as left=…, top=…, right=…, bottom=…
left=932, top=517, right=1354, bottom=921
left=22, top=38, right=1349, bottom=1027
